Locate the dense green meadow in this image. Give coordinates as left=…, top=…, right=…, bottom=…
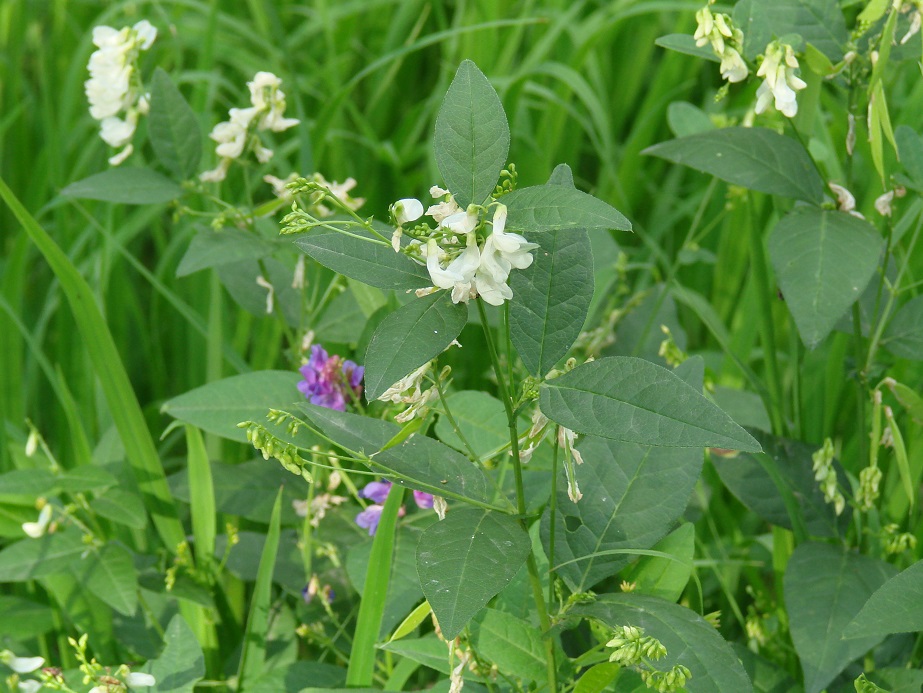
left=2, top=1, right=923, bottom=691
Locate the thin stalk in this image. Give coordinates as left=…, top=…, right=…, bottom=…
left=746, top=194, right=786, bottom=435
left=547, top=434, right=559, bottom=607
left=433, top=375, right=480, bottom=462
left=476, top=299, right=556, bottom=691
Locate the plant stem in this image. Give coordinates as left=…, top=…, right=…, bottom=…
left=476, top=298, right=557, bottom=691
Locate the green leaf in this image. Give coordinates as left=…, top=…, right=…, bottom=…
left=896, top=125, right=923, bottom=187
left=0, top=596, right=56, bottom=639
left=573, top=594, right=753, bottom=692
left=470, top=609, right=546, bottom=683
left=655, top=34, right=721, bottom=62
left=185, top=426, right=216, bottom=570
left=784, top=542, right=895, bottom=693
left=539, top=356, right=761, bottom=451
left=346, top=527, right=424, bottom=638
left=0, top=469, right=57, bottom=497
left=621, top=523, right=695, bottom=603
left=667, top=102, right=717, bottom=138
left=144, top=614, right=206, bottom=693
left=291, top=228, right=429, bottom=290
left=149, top=68, right=202, bottom=180
left=733, top=0, right=848, bottom=62
left=75, top=542, right=138, bottom=616
left=56, top=465, right=118, bottom=493
left=711, top=432, right=845, bottom=538
left=297, top=403, right=494, bottom=507
left=346, top=485, right=403, bottom=686
left=510, top=169, right=594, bottom=377
left=542, top=434, right=702, bottom=592
left=364, top=292, right=467, bottom=401
left=380, top=634, right=456, bottom=676
left=643, top=128, right=824, bottom=204
left=176, top=228, right=275, bottom=277
left=417, top=508, right=531, bottom=639
left=434, top=59, right=509, bottom=208
left=573, top=662, right=620, bottom=693
left=1, top=179, right=186, bottom=553
left=90, top=488, right=148, bottom=529
left=435, top=390, right=509, bottom=459
left=844, top=559, right=923, bottom=639
left=769, top=208, right=884, bottom=349
left=244, top=662, right=346, bottom=693
left=237, top=489, right=283, bottom=689
left=504, top=184, right=631, bottom=233
left=882, top=294, right=923, bottom=360
left=0, top=530, right=84, bottom=581
left=733, top=644, right=801, bottom=693
left=61, top=168, right=184, bottom=205
left=161, top=370, right=303, bottom=442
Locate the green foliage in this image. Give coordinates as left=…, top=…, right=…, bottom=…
left=149, top=68, right=202, bottom=180
left=60, top=168, right=185, bottom=204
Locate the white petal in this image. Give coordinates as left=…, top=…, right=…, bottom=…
left=127, top=672, right=157, bottom=687
left=394, top=198, right=424, bottom=225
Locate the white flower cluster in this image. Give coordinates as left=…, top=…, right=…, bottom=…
left=693, top=3, right=748, bottom=83
left=755, top=41, right=807, bottom=118
left=84, top=20, right=157, bottom=166
left=392, top=187, right=538, bottom=306
left=200, top=71, right=299, bottom=182
left=377, top=361, right=438, bottom=422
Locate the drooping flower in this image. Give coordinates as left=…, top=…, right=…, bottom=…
left=392, top=198, right=425, bottom=226
left=424, top=233, right=481, bottom=304
left=355, top=480, right=434, bottom=535
left=126, top=672, right=157, bottom=688
left=474, top=204, right=537, bottom=306
left=200, top=71, right=299, bottom=182
left=0, top=650, right=44, bottom=674
left=297, top=345, right=364, bottom=411
left=754, top=41, right=807, bottom=118
left=21, top=504, right=52, bottom=539
left=694, top=3, right=748, bottom=84
left=84, top=20, right=157, bottom=165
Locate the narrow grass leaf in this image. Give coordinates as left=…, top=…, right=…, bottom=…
left=539, top=356, right=761, bottom=451
left=784, top=542, right=895, bottom=693
left=504, top=185, right=631, bottom=232
left=845, top=560, right=923, bottom=639
left=417, top=508, right=531, bottom=639
left=434, top=60, right=509, bottom=208
left=237, top=488, right=283, bottom=689
left=574, top=594, right=753, bottom=692
left=643, top=128, right=824, bottom=203
left=0, top=178, right=186, bottom=552
left=60, top=168, right=184, bottom=204
left=346, top=486, right=404, bottom=686
left=291, top=228, right=429, bottom=290
left=185, top=426, right=216, bottom=570
left=769, top=207, right=884, bottom=349
left=364, top=292, right=467, bottom=401
left=388, top=600, right=433, bottom=643
left=149, top=68, right=202, bottom=180
left=75, top=542, right=138, bottom=617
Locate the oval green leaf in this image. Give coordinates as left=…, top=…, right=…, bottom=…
left=364, top=292, right=467, bottom=401
left=769, top=207, right=884, bottom=349
left=844, top=559, right=923, bottom=639
left=417, top=508, right=530, bottom=640
left=882, top=294, right=923, bottom=360
left=643, top=127, right=824, bottom=204
left=149, top=68, right=202, bottom=180
left=539, top=356, right=761, bottom=451
left=434, top=60, right=510, bottom=208
left=61, top=168, right=184, bottom=205
left=504, top=184, right=631, bottom=232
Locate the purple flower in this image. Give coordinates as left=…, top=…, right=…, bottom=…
left=355, top=504, right=384, bottom=536
left=360, top=480, right=392, bottom=504
left=297, top=344, right=365, bottom=411
left=413, top=490, right=434, bottom=509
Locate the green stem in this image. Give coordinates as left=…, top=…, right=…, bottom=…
left=475, top=299, right=556, bottom=691
left=547, top=434, right=559, bottom=607
left=433, top=376, right=480, bottom=462
left=746, top=194, right=786, bottom=436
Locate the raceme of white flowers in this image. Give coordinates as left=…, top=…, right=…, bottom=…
left=391, top=187, right=538, bottom=307
left=694, top=4, right=748, bottom=83
left=200, top=71, right=300, bottom=182
left=84, top=20, right=157, bottom=166
left=755, top=41, right=807, bottom=118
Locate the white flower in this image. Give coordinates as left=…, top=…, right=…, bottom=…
left=22, top=504, right=52, bottom=539
left=132, top=20, right=157, bottom=50
left=828, top=182, right=857, bottom=213
left=0, top=650, right=44, bottom=674
left=100, top=112, right=138, bottom=148
left=392, top=198, right=424, bottom=226
left=875, top=190, right=895, bottom=216
left=719, top=47, right=748, bottom=83
left=425, top=234, right=480, bottom=304
left=378, top=362, right=431, bottom=403
left=126, top=672, right=157, bottom=688
left=433, top=496, right=447, bottom=520
left=248, top=71, right=299, bottom=132
left=439, top=207, right=479, bottom=235
left=472, top=204, right=537, bottom=305
left=18, top=680, right=42, bottom=693
left=754, top=42, right=806, bottom=118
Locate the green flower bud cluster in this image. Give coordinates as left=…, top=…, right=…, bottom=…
left=881, top=523, right=917, bottom=556
left=606, top=625, right=667, bottom=665
left=239, top=420, right=310, bottom=480
left=855, top=464, right=882, bottom=511
left=854, top=672, right=889, bottom=693
left=641, top=664, right=693, bottom=693
left=493, top=163, right=518, bottom=197
left=812, top=437, right=845, bottom=515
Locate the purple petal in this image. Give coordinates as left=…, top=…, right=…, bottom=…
left=413, top=490, right=434, bottom=509
left=308, top=344, right=329, bottom=369
left=360, top=480, right=392, bottom=504
left=355, top=505, right=384, bottom=536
